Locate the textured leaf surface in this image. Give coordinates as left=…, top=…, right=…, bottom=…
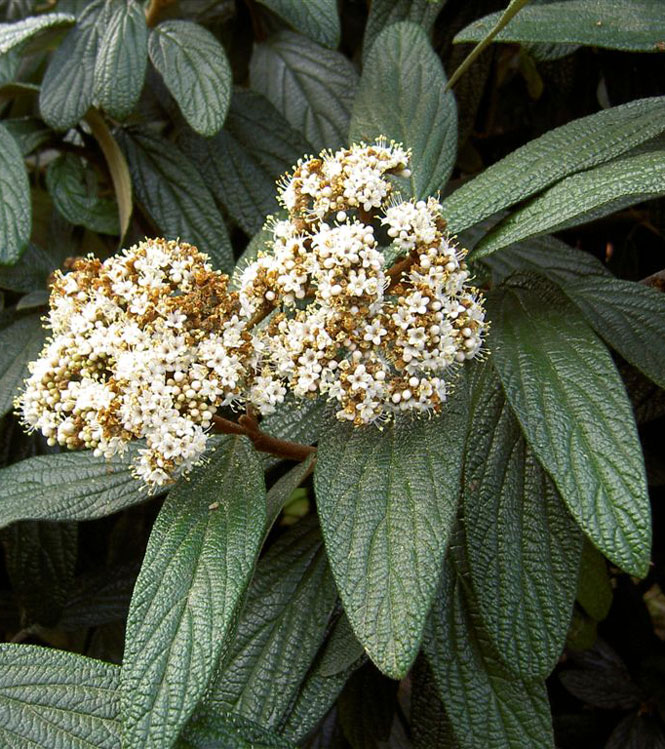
left=0, top=444, right=152, bottom=528
left=424, top=555, right=554, bottom=749
left=207, top=517, right=337, bottom=730
left=350, top=22, right=457, bottom=199
left=442, top=97, right=665, bottom=235
left=265, top=454, right=316, bottom=532
left=39, top=0, right=110, bottom=130
left=463, top=367, right=582, bottom=677
left=250, top=30, right=357, bottom=151
left=474, top=150, right=665, bottom=258
left=94, top=0, right=147, bottom=119
left=0, top=122, right=31, bottom=264
left=121, top=437, right=265, bottom=749
left=0, top=312, right=45, bottom=417
left=488, top=279, right=651, bottom=576
left=256, top=0, right=340, bottom=48
left=179, top=89, right=308, bottom=235
left=2, top=117, right=51, bottom=156
left=411, top=657, right=456, bottom=749
left=116, top=129, right=233, bottom=272
left=0, top=644, right=120, bottom=749
left=179, top=712, right=294, bottom=749
left=455, top=1, right=665, bottom=53
left=46, top=153, right=119, bottom=235
left=362, top=0, right=444, bottom=62
left=315, top=393, right=467, bottom=679
left=0, top=12, right=74, bottom=54
left=0, top=243, right=56, bottom=293
left=149, top=20, right=231, bottom=136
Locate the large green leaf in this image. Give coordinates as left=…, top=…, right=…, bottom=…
left=116, top=128, right=233, bottom=272
left=179, top=89, right=309, bottom=235
left=0, top=444, right=153, bottom=529
left=94, top=0, right=147, bottom=120
left=149, top=20, right=231, bottom=137
left=0, top=312, right=45, bottom=417
left=488, top=278, right=651, bottom=576
left=441, top=97, right=665, bottom=235
left=0, top=12, right=74, bottom=54
left=362, top=0, right=444, bottom=62
left=462, top=366, right=583, bottom=678
left=455, top=1, right=665, bottom=53
left=350, top=21, right=457, bottom=199
left=39, top=0, right=111, bottom=130
left=120, top=437, right=265, bottom=749
left=0, top=242, right=56, bottom=293
left=206, top=516, right=337, bottom=731
left=250, top=30, right=357, bottom=152
left=0, top=122, right=31, bottom=265
left=179, top=712, right=294, bottom=749
left=473, top=149, right=665, bottom=258
left=423, top=553, right=554, bottom=749
left=411, top=657, right=456, bottom=749
left=255, top=0, right=340, bottom=48
left=46, top=153, right=120, bottom=235
left=0, top=644, right=120, bottom=749
left=314, top=388, right=468, bottom=679
left=2, top=117, right=51, bottom=156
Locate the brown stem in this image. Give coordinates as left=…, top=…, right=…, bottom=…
left=640, top=268, right=665, bottom=292
left=386, top=252, right=416, bottom=290
left=212, top=415, right=316, bottom=462
left=145, top=0, right=175, bottom=27
left=247, top=302, right=275, bottom=328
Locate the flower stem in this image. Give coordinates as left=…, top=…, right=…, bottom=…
left=211, top=415, right=316, bottom=462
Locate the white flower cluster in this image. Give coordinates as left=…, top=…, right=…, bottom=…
left=17, top=141, right=487, bottom=488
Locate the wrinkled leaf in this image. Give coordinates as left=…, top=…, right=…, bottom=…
left=0, top=12, right=74, bottom=54
left=0, top=312, right=45, bottom=417
left=256, top=0, right=340, bottom=48
left=0, top=122, right=31, bottom=264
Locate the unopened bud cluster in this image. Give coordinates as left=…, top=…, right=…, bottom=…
left=17, top=141, right=486, bottom=487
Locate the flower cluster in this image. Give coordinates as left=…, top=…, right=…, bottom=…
left=17, top=141, right=487, bottom=487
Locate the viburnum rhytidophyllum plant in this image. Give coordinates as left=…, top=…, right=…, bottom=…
left=17, top=142, right=487, bottom=488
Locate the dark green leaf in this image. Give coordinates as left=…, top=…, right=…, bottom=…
left=2, top=117, right=51, bottom=156
left=179, top=89, right=308, bottom=235
left=0, top=443, right=152, bottom=529
left=0, top=121, right=31, bottom=264
left=256, top=0, right=340, bottom=48
left=488, top=278, right=651, bottom=576
left=0, top=12, right=74, bottom=54
left=473, top=150, right=665, bottom=258
left=250, top=30, right=357, bottom=152
left=455, top=1, right=665, bottom=53
left=315, top=389, right=468, bottom=679
left=0, top=644, right=120, bottom=749
left=149, top=20, right=231, bottom=137
left=423, top=552, right=554, bottom=748
left=46, top=153, right=120, bottom=235
left=576, top=540, right=612, bottom=622
left=0, top=312, right=45, bottom=417
left=351, top=21, right=457, bottom=199
left=362, top=0, right=444, bottom=63
left=179, top=712, right=294, bottom=749
left=265, top=453, right=316, bottom=532
left=206, top=516, right=337, bottom=731
left=121, top=437, right=266, bottom=749
left=15, top=289, right=49, bottom=310
left=337, top=664, right=398, bottom=748
left=116, top=128, right=233, bottom=272
left=462, top=366, right=583, bottom=678
left=94, top=0, right=148, bottom=120
left=260, top=393, right=327, bottom=448
left=411, top=657, right=457, bottom=749
left=0, top=48, right=19, bottom=86
left=442, top=97, right=665, bottom=235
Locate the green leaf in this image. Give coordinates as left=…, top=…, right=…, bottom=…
left=120, top=437, right=266, bottom=749
left=265, top=454, right=316, bottom=532
left=576, top=539, right=612, bottom=623
left=0, top=122, right=31, bottom=265
left=179, top=89, right=309, bottom=235
left=487, top=278, right=651, bottom=576
left=206, top=516, right=337, bottom=730
left=0, top=243, right=55, bottom=292
left=260, top=393, right=327, bottom=448
left=411, top=657, right=456, bottom=749
left=39, top=0, right=112, bottom=130
left=473, top=149, right=665, bottom=258
left=462, top=366, right=583, bottom=678
left=0, top=312, right=45, bottom=417
left=116, top=128, right=233, bottom=272
left=0, top=644, right=120, bottom=749
left=337, top=664, right=398, bottom=747
left=94, top=0, right=148, bottom=120
left=149, top=20, right=231, bottom=137
left=46, top=153, right=120, bottom=235
left=255, top=0, right=340, bottom=48
left=0, top=12, right=74, bottom=54
left=441, top=96, right=665, bottom=235
left=179, top=712, right=294, bottom=749
left=2, top=520, right=77, bottom=627
left=0, top=48, right=19, bottom=86
left=455, top=0, right=665, bottom=53
left=423, top=554, right=555, bottom=749
left=2, top=117, right=51, bottom=156
left=314, top=389, right=468, bottom=679
left=362, top=0, right=444, bottom=63
left=250, top=30, right=358, bottom=152
left=350, top=21, right=457, bottom=199
left=0, top=443, right=153, bottom=529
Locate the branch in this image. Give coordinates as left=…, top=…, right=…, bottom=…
left=212, top=415, right=316, bottom=462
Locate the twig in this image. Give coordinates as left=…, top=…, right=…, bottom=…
left=212, top=415, right=316, bottom=462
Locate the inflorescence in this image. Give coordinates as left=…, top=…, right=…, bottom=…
left=17, top=141, right=487, bottom=487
